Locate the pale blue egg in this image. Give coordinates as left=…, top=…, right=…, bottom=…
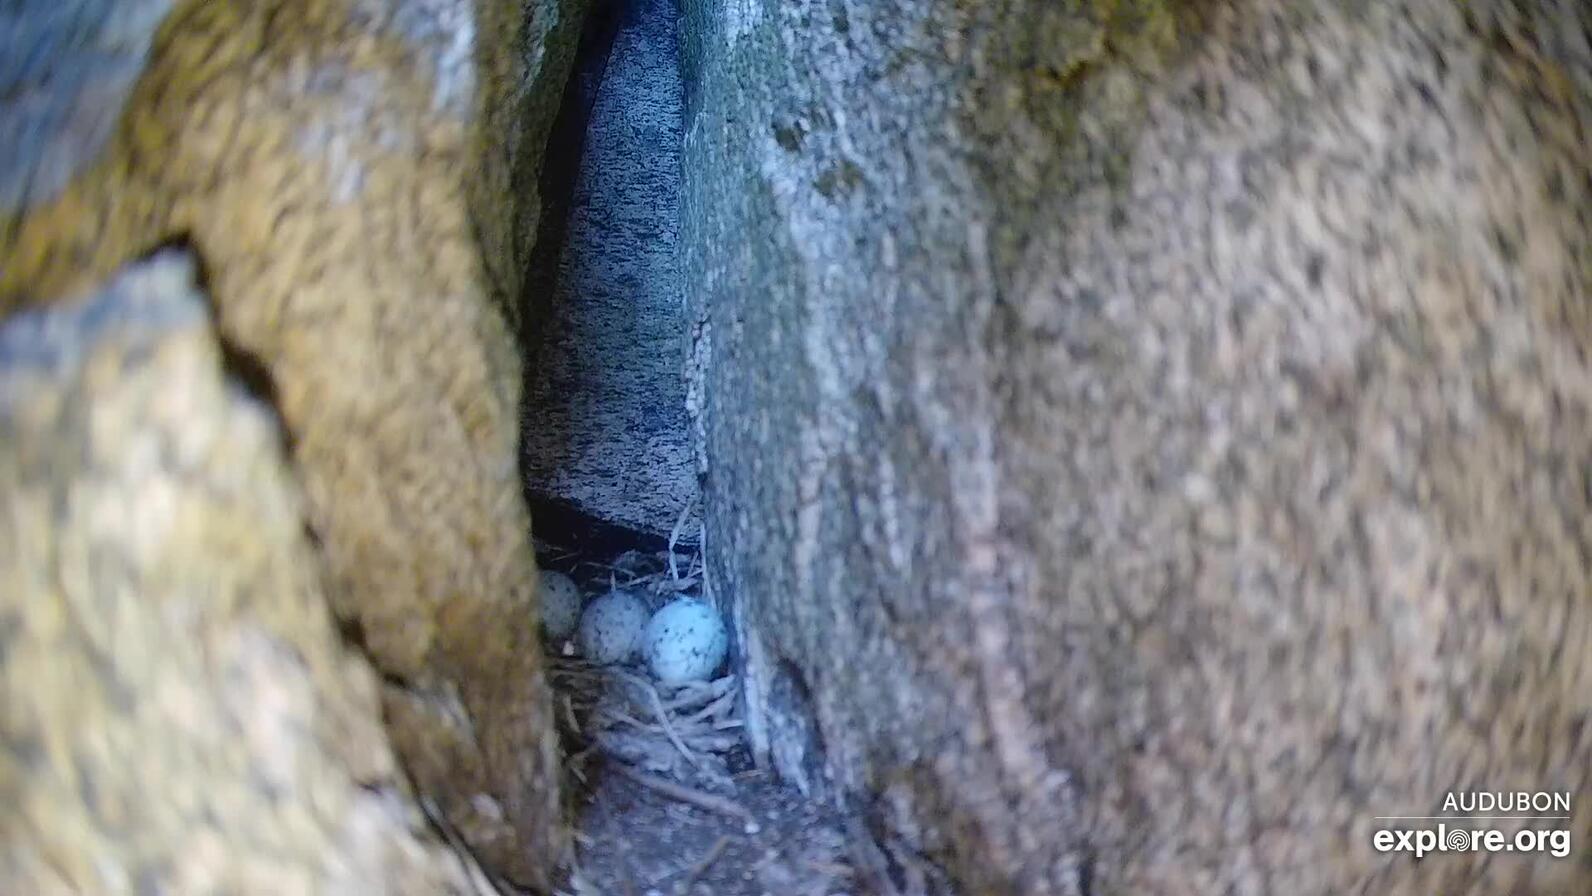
left=643, top=598, right=728, bottom=684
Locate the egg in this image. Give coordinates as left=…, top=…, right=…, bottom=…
left=642, top=598, right=728, bottom=684
left=577, top=589, right=650, bottom=664
left=537, top=570, right=582, bottom=641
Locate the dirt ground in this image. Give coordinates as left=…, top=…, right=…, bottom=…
left=560, top=751, right=865, bottom=896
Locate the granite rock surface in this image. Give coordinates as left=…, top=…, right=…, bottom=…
left=682, top=1, right=1592, bottom=892
left=0, top=253, right=476, bottom=896
left=0, top=0, right=589, bottom=885
left=523, top=0, right=698, bottom=539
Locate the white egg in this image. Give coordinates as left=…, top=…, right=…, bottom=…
left=537, top=570, right=582, bottom=642
left=577, top=589, right=650, bottom=664
left=643, top=598, right=728, bottom=684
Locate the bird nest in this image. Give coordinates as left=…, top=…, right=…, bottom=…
left=539, top=544, right=746, bottom=797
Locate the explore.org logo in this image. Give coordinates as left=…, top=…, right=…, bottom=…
left=1374, top=792, right=1572, bottom=859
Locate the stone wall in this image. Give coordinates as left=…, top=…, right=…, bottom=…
left=682, top=0, right=1592, bottom=893
left=0, top=253, right=475, bottom=894
left=0, top=0, right=588, bottom=887
left=521, top=0, right=699, bottom=539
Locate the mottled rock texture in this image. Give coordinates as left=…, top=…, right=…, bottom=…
left=0, top=253, right=473, bottom=895
left=682, top=0, right=1591, bottom=893
left=0, top=0, right=587, bottom=886
left=522, top=0, right=698, bottom=538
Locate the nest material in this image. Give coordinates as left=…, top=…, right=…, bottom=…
left=550, top=658, right=742, bottom=790
left=541, top=544, right=744, bottom=793
left=543, top=543, right=889, bottom=896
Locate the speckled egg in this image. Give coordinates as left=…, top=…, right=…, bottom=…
left=577, top=589, right=650, bottom=665
left=537, top=570, right=582, bottom=642
left=642, top=599, right=728, bottom=684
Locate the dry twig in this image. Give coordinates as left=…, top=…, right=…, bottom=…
left=610, top=762, right=753, bottom=822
